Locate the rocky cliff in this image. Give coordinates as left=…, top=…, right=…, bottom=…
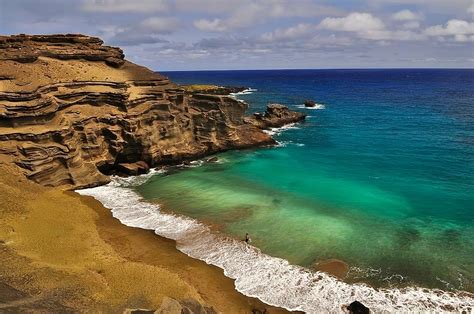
left=0, top=34, right=304, bottom=189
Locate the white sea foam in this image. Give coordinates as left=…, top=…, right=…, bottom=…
left=263, top=123, right=300, bottom=136
left=230, top=88, right=257, bottom=97
left=77, top=176, right=474, bottom=313
left=296, top=103, right=326, bottom=110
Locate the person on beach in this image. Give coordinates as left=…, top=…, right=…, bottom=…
left=245, top=233, right=251, bottom=243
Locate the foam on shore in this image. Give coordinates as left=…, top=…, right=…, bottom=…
left=77, top=174, right=474, bottom=313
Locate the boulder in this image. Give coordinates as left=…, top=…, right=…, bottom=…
left=304, top=100, right=316, bottom=107
left=347, top=301, right=370, bottom=314
left=116, top=161, right=150, bottom=176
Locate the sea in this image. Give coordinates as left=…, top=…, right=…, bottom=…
left=78, top=69, right=474, bottom=312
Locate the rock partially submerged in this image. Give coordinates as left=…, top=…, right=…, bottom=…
left=346, top=301, right=370, bottom=314
left=246, top=104, right=306, bottom=129
left=304, top=100, right=316, bottom=107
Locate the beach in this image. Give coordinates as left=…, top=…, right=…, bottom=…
left=0, top=164, right=287, bottom=312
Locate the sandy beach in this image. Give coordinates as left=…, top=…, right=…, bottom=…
left=0, top=164, right=287, bottom=312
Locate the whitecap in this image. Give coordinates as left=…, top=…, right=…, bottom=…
left=230, top=88, right=257, bottom=97
left=296, top=103, right=326, bottom=110
left=77, top=177, right=474, bottom=313
left=263, top=123, right=300, bottom=136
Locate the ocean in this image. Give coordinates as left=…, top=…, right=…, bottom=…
left=78, top=69, right=474, bottom=312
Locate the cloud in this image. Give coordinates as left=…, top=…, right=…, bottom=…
left=468, top=4, right=474, bottom=14
left=140, top=17, right=180, bottom=33
left=401, top=21, right=421, bottom=29
left=82, top=0, right=169, bottom=13
left=109, top=33, right=169, bottom=46
left=192, top=0, right=342, bottom=32
left=193, top=18, right=226, bottom=32
left=261, top=24, right=314, bottom=42
left=318, top=12, right=385, bottom=33
left=318, top=12, right=426, bottom=41
left=108, top=17, right=179, bottom=46
left=391, top=10, right=422, bottom=21
left=425, top=19, right=474, bottom=42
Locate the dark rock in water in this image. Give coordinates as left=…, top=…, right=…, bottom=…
left=304, top=100, right=316, bottom=107
left=116, top=161, right=150, bottom=176
left=347, top=301, right=370, bottom=314
left=246, top=103, right=306, bottom=129
left=206, top=156, right=219, bottom=163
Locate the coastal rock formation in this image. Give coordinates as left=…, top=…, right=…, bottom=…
left=183, top=85, right=248, bottom=95
left=304, top=100, right=316, bottom=107
left=246, top=104, right=306, bottom=129
left=0, top=34, right=304, bottom=188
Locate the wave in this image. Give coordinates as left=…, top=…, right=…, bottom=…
left=296, top=103, right=326, bottom=110
left=230, top=88, right=257, bottom=97
left=263, top=123, right=300, bottom=136
left=77, top=176, right=473, bottom=313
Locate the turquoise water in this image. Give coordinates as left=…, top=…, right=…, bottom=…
left=137, top=69, right=473, bottom=292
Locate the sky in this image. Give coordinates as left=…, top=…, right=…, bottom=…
left=0, top=0, right=473, bottom=71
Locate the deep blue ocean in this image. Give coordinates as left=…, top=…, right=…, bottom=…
left=154, top=69, right=474, bottom=292
left=79, top=69, right=474, bottom=311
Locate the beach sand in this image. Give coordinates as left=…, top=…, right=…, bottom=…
left=0, top=164, right=288, bottom=312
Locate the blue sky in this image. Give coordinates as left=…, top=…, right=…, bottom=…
left=1, top=0, right=473, bottom=70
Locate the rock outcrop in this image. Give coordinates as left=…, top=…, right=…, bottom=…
left=0, top=34, right=304, bottom=189
left=246, top=104, right=306, bottom=129
left=183, top=85, right=248, bottom=95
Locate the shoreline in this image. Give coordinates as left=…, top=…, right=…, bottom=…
left=77, top=171, right=474, bottom=313
left=0, top=164, right=289, bottom=312
left=75, top=192, right=289, bottom=313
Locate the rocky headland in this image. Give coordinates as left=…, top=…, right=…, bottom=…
left=0, top=34, right=305, bottom=312
left=0, top=34, right=304, bottom=189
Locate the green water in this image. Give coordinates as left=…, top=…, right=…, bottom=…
left=137, top=69, right=473, bottom=292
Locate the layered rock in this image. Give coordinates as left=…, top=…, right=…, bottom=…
left=183, top=85, right=248, bottom=95
left=246, top=104, right=306, bottom=129
left=0, top=34, right=304, bottom=189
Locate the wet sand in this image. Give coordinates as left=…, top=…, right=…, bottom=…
left=0, top=164, right=288, bottom=312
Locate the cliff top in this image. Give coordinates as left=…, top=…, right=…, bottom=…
left=0, top=34, right=169, bottom=93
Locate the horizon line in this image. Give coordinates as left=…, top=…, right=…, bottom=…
left=159, top=67, right=474, bottom=72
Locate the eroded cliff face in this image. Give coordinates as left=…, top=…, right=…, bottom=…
left=0, top=34, right=275, bottom=188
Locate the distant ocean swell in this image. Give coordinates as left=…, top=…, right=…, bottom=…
left=77, top=174, right=473, bottom=313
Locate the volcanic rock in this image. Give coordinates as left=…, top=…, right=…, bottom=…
left=347, top=301, right=370, bottom=314
left=0, top=34, right=281, bottom=188
left=304, top=100, right=316, bottom=107
left=246, top=104, right=306, bottom=129
left=0, top=34, right=306, bottom=189
left=183, top=85, right=248, bottom=95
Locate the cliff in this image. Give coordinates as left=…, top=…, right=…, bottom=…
left=0, top=34, right=304, bottom=189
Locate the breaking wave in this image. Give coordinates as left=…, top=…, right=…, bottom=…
left=77, top=175, right=473, bottom=313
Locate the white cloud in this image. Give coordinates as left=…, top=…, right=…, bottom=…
left=468, top=4, right=474, bottom=14
left=191, top=0, right=342, bottom=32
left=318, top=12, right=385, bottom=33
left=261, top=24, right=314, bottom=42
left=401, top=21, right=421, bottom=29
left=82, top=0, right=169, bottom=13
left=193, top=18, right=227, bottom=32
left=318, top=12, right=426, bottom=41
left=391, top=10, right=422, bottom=21
left=425, top=19, right=474, bottom=42
left=140, top=17, right=180, bottom=33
